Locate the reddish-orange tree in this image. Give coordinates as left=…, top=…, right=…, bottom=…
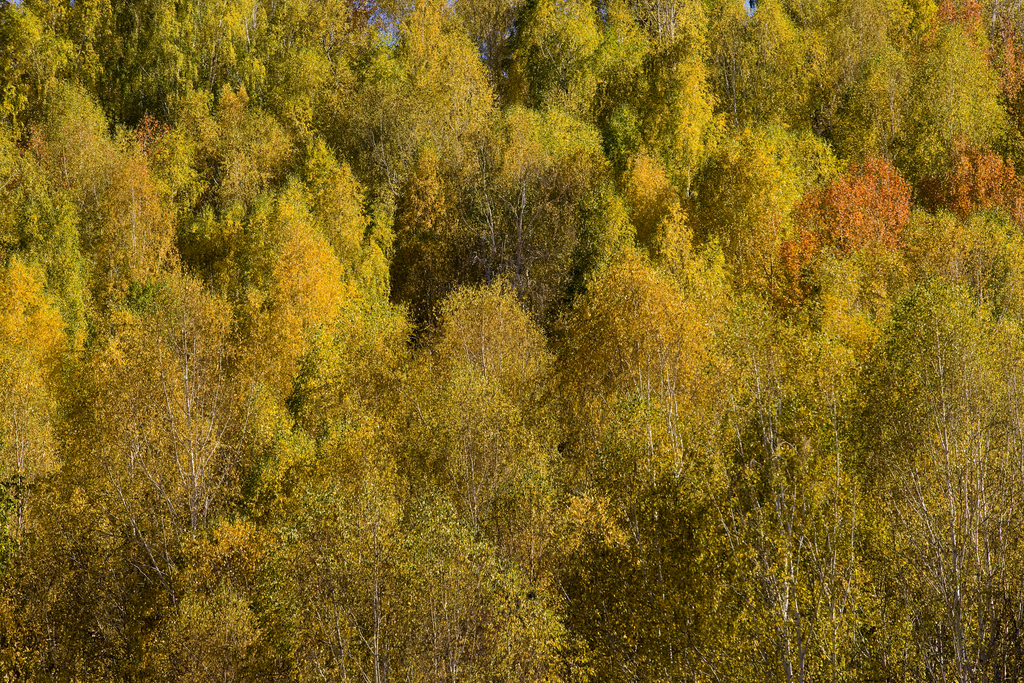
left=802, top=156, right=911, bottom=253
left=781, top=156, right=910, bottom=304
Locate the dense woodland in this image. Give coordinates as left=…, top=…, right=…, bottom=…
left=5, top=0, right=1024, bottom=680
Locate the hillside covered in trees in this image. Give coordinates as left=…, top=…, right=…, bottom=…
left=4, top=0, right=1024, bottom=680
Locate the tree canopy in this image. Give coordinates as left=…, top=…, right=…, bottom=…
left=4, top=0, right=1024, bottom=680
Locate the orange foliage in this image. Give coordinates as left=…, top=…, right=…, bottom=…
left=136, top=113, right=170, bottom=156
left=997, top=25, right=1022, bottom=101
left=945, top=148, right=1024, bottom=221
left=797, top=156, right=911, bottom=254
left=781, top=157, right=910, bottom=305
left=937, top=0, right=984, bottom=36
left=778, top=227, right=820, bottom=299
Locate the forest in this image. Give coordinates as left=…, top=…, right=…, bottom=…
left=3, top=0, right=1024, bottom=680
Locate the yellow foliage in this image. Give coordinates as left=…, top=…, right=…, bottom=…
left=623, top=151, right=692, bottom=270
left=0, top=258, right=62, bottom=485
